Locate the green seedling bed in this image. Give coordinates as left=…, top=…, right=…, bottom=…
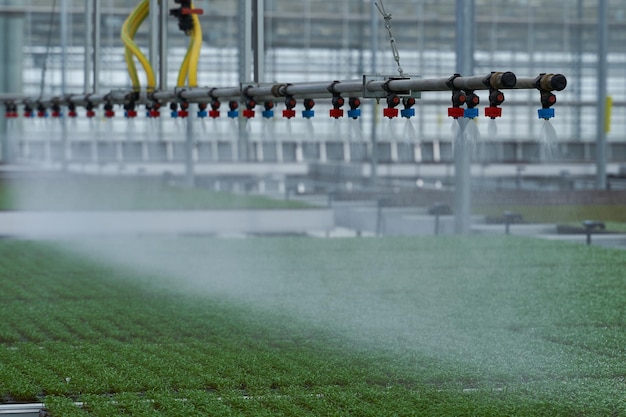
left=1, top=237, right=625, bottom=416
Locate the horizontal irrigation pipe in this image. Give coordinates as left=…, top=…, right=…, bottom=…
left=0, top=72, right=566, bottom=108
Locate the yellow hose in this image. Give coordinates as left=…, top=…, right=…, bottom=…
left=121, top=0, right=156, bottom=92
left=177, top=35, right=194, bottom=87
left=131, top=1, right=156, bottom=91
left=121, top=3, right=144, bottom=89
left=176, top=3, right=203, bottom=88
left=122, top=2, right=147, bottom=90
left=188, top=13, right=203, bottom=87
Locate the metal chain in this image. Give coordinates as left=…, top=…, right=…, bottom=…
left=375, top=0, right=405, bottom=78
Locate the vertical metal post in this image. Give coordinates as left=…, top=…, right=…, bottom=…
left=160, top=0, right=169, bottom=90
left=60, top=0, right=69, bottom=170
left=0, top=3, right=23, bottom=163
left=0, top=9, right=5, bottom=163
left=454, top=0, right=474, bottom=234
left=596, top=0, right=608, bottom=190
left=369, top=1, right=379, bottom=186
left=573, top=0, right=583, bottom=140
left=185, top=114, right=195, bottom=187
left=149, top=0, right=159, bottom=85
left=238, top=0, right=252, bottom=162
left=84, top=0, right=93, bottom=92
left=93, top=0, right=101, bottom=93
left=239, top=0, right=253, bottom=83
left=60, top=0, right=68, bottom=95
left=252, top=0, right=265, bottom=83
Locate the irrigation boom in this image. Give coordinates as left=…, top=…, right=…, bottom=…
left=0, top=73, right=566, bottom=117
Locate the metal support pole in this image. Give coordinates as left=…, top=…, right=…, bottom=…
left=0, top=10, right=6, bottom=163
left=1, top=1, right=24, bottom=164
left=185, top=113, right=195, bottom=187
left=149, top=0, right=160, bottom=85
left=370, top=1, right=379, bottom=187
left=252, top=0, right=265, bottom=83
left=239, top=0, right=253, bottom=83
left=84, top=0, right=93, bottom=92
left=160, top=0, right=168, bottom=90
left=454, top=0, right=475, bottom=235
left=238, top=0, right=252, bottom=162
left=573, top=0, right=583, bottom=140
left=60, top=0, right=69, bottom=170
left=93, top=0, right=101, bottom=93
left=596, top=0, right=608, bottom=190
left=60, top=0, right=68, bottom=96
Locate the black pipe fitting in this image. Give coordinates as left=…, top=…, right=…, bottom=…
left=332, top=95, right=345, bottom=109
left=284, top=96, right=296, bottom=110
left=465, top=90, right=480, bottom=109
left=489, top=89, right=505, bottom=107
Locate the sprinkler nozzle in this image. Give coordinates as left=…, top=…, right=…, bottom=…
left=283, top=96, right=296, bottom=119
left=209, top=99, right=220, bottom=118
left=227, top=100, right=239, bottom=118
left=348, top=97, right=361, bottom=119
left=330, top=95, right=344, bottom=119
left=104, top=102, right=115, bottom=118
left=302, top=98, right=315, bottom=119
left=401, top=97, right=416, bottom=118
left=262, top=101, right=275, bottom=119
left=197, top=102, right=208, bottom=118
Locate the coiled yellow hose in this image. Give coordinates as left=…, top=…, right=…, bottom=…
left=177, top=4, right=202, bottom=88
left=121, top=0, right=156, bottom=92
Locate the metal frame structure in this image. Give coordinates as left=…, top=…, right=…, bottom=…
left=0, top=1, right=572, bottom=235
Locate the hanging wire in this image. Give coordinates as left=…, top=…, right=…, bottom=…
left=39, top=0, right=58, bottom=99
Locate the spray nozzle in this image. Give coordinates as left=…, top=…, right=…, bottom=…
left=197, top=102, right=208, bottom=118
left=227, top=100, right=239, bottom=119
left=348, top=97, right=361, bottom=119
left=243, top=96, right=256, bottom=119
left=262, top=101, right=275, bottom=119
left=463, top=90, right=479, bottom=119
left=23, top=104, right=33, bottom=118
left=209, top=98, right=220, bottom=118
left=400, top=97, right=416, bottom=119
left=484, top=89, right=504, bottom=119
left=302, top=98, right=315, bottom=119
left=283, top=96, right=296, bottom=119
left=383, top=94, right=400, bottom=118
left=104, top=102, right=115, bottom=118
left=330, top=95, right=344, bottom=119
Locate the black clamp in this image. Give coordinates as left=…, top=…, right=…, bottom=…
left=170, top=0, right=204, bottom=34
left=446, top=74, right=466, bottom=108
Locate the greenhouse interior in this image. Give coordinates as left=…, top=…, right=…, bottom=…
left=1, top=2, right=626, bottom=417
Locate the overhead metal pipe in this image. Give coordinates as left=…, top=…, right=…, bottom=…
left=1, top=73, right=568, bottom=108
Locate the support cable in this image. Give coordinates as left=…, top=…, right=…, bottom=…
left=375, top=0, right=405, bottom=78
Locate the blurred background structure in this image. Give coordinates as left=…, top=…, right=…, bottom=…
left=0, top=0, right=624, bottom=195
